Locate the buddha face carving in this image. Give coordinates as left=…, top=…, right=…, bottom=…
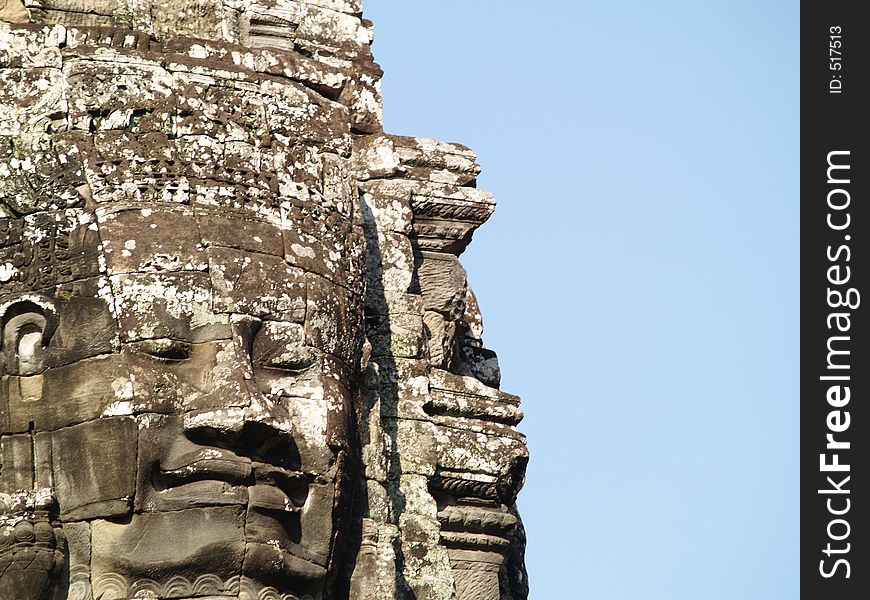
left=1, top=203, right=363, bottom=598
left=0, top=203, right=363, bottom=596
left=0, top=12, right=364, bottom=595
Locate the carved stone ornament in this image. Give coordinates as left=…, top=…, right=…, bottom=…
left=0, top=3, right=528, bottom=599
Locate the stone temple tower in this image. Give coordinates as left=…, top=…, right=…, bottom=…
left=0, top=2, right=528, bottom=599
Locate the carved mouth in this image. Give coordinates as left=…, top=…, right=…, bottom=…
left=152, top=451, right=308, bottom=512
left=437, top=504, right=518, bottom=553
left=156, top=448, right=253, bottom=488
left=251, top=462, right=309, bottom=512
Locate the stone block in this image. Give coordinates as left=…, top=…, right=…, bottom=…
left=97, top=206, right=207, bottom=274
left=45, top=277, right=119, bottom=369
left=367, top=311, right=425, bottom=359
left=389, top=135, right=480, bottom=186
left=2, top=354, right=131, bottom=433
left=197, top=209, right=284, bottom=257
left=51, top=417, right=137, bottom=520
left=0, top=434, right=32, bottom=493
left=358, top=179, right=414, bottom=234
left=417, top=252, right=467, bottom=319
left=111, top=271, right=231, bottom=342
left=281, top=204, right=363, bottom=288
left=361, top=229, right=416, bottom=293
left=62, top=521, right=92, bottom=600
left=353, top=135, right=400, bottom=181
left=32, top=432, right=52, bottom=490
left=304, top=272, right=363, bottom=366
left=208, top=247, right=306, bottom=322
left=90, top=507, right=246, bottom=592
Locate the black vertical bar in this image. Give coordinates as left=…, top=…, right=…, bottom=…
left=802, top=2, right=869, bottom=597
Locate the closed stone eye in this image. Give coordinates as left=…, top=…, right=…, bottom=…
left=259, top=346, right=317, bottom=372
left=135, top=338, right=192, bottom=361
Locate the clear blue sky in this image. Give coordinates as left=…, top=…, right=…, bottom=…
left=364, top=2, right=799, bottom=598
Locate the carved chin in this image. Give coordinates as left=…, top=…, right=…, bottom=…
left=243, top=541, right=327, bottom=594
left=88, top=507, right=327, bottom=597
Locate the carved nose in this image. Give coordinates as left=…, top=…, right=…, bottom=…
left=182, top=383, right=295, bottom=462
left=183, top=406, right=247, bottom=446
left=183, top=387, right=293, bottom=448
left=180, top=314, right=299, bottom=465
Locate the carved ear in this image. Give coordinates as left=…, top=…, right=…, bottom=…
left=0, top=295, right=58, bottom=375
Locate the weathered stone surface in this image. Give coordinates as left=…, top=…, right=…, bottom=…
left=51, top=417, right=137, bottom=520
left=0, top=432, right=31, bottom=491
left=0, top=1, right=28, bottom=24
left=111, top=271, right=231, bottom=342
left=2, top=354, right=131, bottom=433
left=62, top=520, right=92, bottom=600
left=390, top=135, right=481, bottom=187
left=98, top=206, right=208, bottom=275
left=208, top=246, right=307, bottom=321
left=197, top=208, right=285, bottom=256
left=1, top=3, right=528, bottom=599
left=0, top=489, right=64, bottom=600
left=90, top=507, right=246, bottom=594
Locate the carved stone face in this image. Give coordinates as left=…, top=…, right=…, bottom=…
left=0, top=17, right=364, bottom=593
left=2, top=3, right=530, bottom=599
left=0, top=198, right=362, bottom=596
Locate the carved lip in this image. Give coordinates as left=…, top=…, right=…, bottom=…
left=158, top=448, right=253, bottom=487
left=155, top=451, right=307, bottom=511
left=248, top=484, right=299, bottom=513
left=251, top=462, right=309, bottom=510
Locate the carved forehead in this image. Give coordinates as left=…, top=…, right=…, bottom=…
left=1, top=218, right=361, bottom=361
left=0, top=202, right=360, bottom=294
left=0, top=54, right=362, bottom=298
left=0, top=51, right=364, bottom=363
left=0, top=63, right=351, bottom=204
